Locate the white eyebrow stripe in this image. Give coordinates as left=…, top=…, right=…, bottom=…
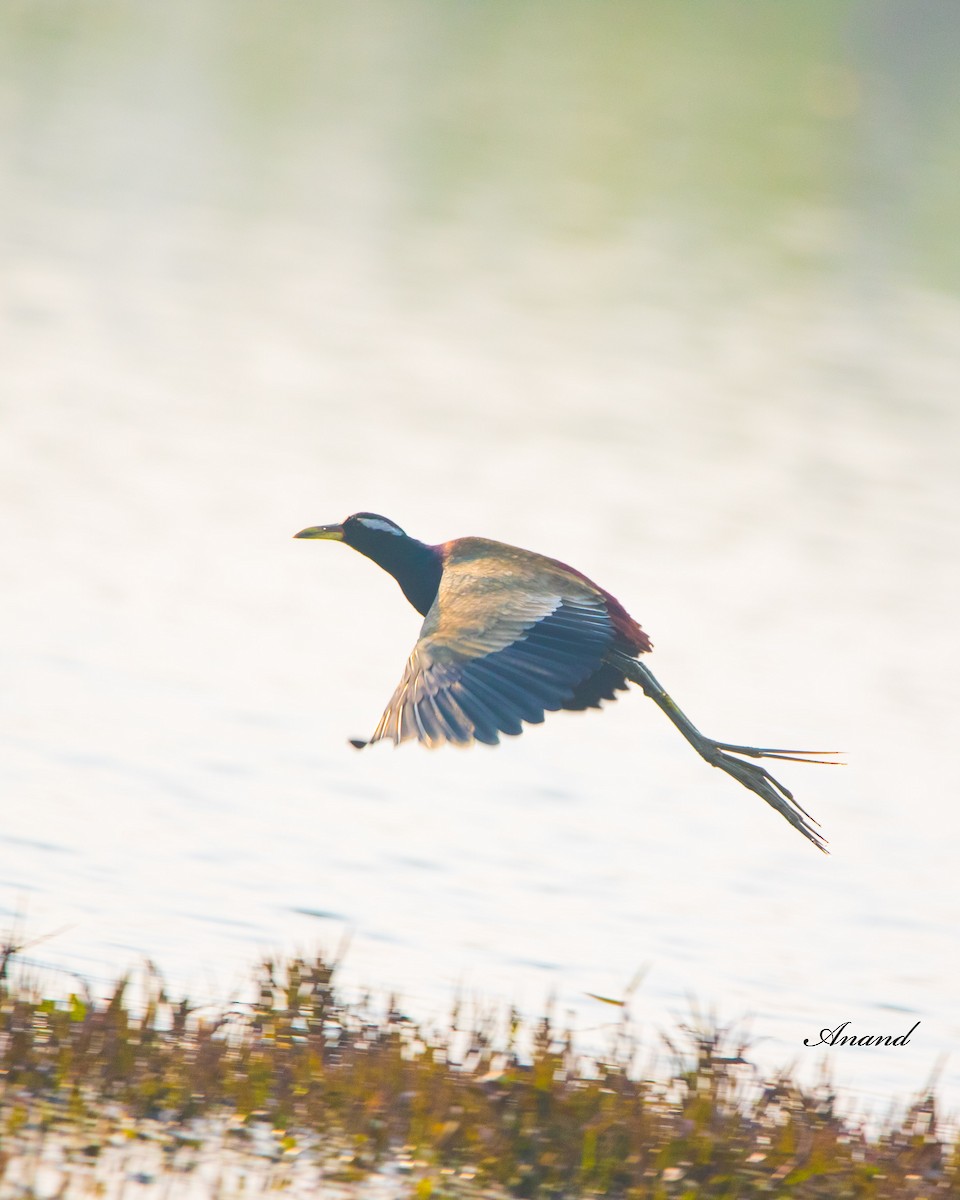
left=358, top=518, right=403, bottom=535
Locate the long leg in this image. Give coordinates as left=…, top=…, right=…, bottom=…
left=613, top=655, right=835, bottom=853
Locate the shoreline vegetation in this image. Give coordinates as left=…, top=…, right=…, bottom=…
left=0, top=952, right=955, bottom=1198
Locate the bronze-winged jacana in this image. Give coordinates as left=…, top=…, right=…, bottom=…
left=294, top=513, right=834, bottom=852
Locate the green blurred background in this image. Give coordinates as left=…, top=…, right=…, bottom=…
left=4, top=1, right=960, bottom=306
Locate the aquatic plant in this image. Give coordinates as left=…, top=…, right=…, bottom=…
left=0, top=954, right=955, bottom=1197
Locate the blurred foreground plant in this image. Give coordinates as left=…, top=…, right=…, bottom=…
left=0, top=953, right=956, bottom=1198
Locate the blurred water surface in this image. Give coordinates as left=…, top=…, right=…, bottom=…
left=2, top=2, right=960, bottom=1118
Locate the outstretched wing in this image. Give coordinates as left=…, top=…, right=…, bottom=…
left=361, top=535, right=642, bottom=748
left=365, top=595, right=615, bottom=747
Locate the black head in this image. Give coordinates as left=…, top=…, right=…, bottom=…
left=294, top=512, right=406, bottom=547
left=294, top=512, right=441, bottom=615
left=341, top=512, right=408, bottom=549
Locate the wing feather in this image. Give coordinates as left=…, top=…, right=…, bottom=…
left=367, top=602, right=621, bottom=747
left=361, top=544, right=647, bottom=748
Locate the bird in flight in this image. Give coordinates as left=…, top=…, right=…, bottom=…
left=295, top=513, right=834, bottom=851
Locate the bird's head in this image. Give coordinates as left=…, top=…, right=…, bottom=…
left=294, top=512, right=409, bottom=551
left=294, top=512, right=441, bottom=615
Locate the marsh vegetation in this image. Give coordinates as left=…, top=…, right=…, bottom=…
left=1, top=953, right=955, bottom=1198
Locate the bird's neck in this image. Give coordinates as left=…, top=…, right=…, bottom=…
left=356, top=534, right=443, bottom=616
